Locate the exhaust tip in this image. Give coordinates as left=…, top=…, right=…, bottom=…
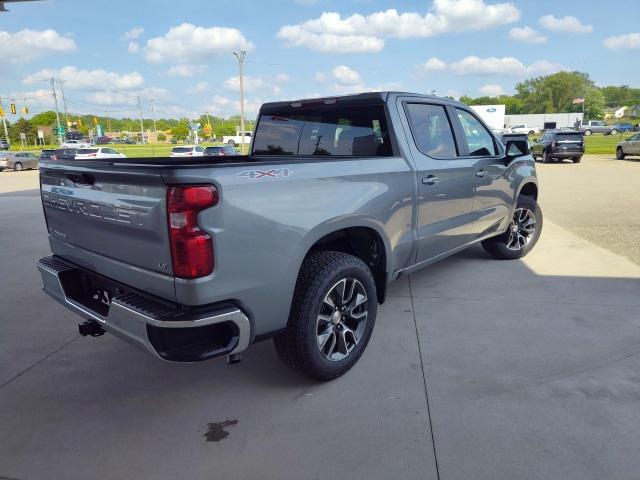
left=227, top=353, right=242, bottom=365
left=78, top=319, right=105, bottom=337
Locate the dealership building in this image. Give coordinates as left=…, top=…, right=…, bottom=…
left=471, top=105, right=584, bottom=130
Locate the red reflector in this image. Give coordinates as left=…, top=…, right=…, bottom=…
left=167, top=185, right=218, bottom=279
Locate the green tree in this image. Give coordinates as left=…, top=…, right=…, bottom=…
left=171, top=121, right=190, bottom=141
left=584, top=88, right=606, bottom=119
left=9, top=117, right=36, bottom=144
left=30, top=111, right=59, bottom=127
left=515, top=71, right=595, bottom=114
left=157, top=132, right=167, bottom=141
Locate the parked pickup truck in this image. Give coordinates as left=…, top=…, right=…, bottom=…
left=37, top=92, right=542, bottom=381
left=222, top=131, right=252, bottom=146
left=580, top=120, right=619, bottom=136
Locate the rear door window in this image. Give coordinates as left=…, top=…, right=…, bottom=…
left=404, top=103, right=457, bottom=158
left=456, top=109, right=497, bottom=156
left=252, top=102, right=392, bottom=157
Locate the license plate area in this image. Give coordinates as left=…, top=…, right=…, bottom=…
left=59, top=268, right=127, bottom=317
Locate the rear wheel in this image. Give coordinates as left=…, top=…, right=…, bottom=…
left=482, top=195, right=543, bottom=260
left=227, top=140, right=236, bottom=146
left=616, top=147, right=626, bottom=160
left=610, top=129, right=618, bottom=136
left=273, top=251, right=377, bottom=381
left=14, top=162, right=23, bottom=171
left=583, top=129, right=592, bottom=136
left=572, top=156, right=582, bottom=163
left=541, top=150, right=549, bottom=163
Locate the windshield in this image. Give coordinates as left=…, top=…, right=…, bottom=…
left=76, top=149, right=99, bottom=154
left=172, top=147, right=193, bottom=153
left=252, top=102, right=392, bottom=157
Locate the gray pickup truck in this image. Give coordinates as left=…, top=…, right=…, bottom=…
left=37, top=92, right=541, bottom=380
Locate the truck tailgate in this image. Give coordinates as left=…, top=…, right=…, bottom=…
left=40, top=163, right=175, bottom=298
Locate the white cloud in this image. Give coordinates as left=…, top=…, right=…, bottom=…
left=332, top=65, right=361, bottom=85
left=0, top=29, right=76, bottom=65
left=417, top=56, right=564, bottom=77
left=275, top=73, right=291, bottom=83
left=277, top=0, right=520, bottom=53
left=417, top=57, right=447, bottom=73
left=539, top=15, right=592, bottom=34
left=24, top=66, right=145, bottom=89
left=223, top=75, right=266, bottom=92
left=145, top=23, right=254, bottom=63
left=124, top=27, right=144, bottom=40
left=187, top=82, right=210, bottom=95
left=478, top=84, right=505, bottom=96
left=603, top=32, right=640, bottom=50
left=128, top=41, right=140, bottom=53
left=509, top=26, right=546, bottom=43
left=165, top=64, right=207, bottom=77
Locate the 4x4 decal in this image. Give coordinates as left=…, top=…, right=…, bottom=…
left=237, top=168, right=292, bottom=179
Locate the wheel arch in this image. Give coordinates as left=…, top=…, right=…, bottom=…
left=296, top=220, right=391, bottom=304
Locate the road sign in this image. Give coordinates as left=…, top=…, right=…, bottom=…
left=19, top=133, right=26, bottom=140
left=38, top=130, right=44, bottom=139
left=56, top=126, right=66, bottom=135
left=190, top=122, right=201, bottom=131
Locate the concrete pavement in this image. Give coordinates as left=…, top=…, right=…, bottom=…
left=1, top=165, right=640, bottom=479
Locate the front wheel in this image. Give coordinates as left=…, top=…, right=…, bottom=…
left=610, top=129, right=618, bottom=136
left=14, top=162, right=23, bottom=171
left=274, top=251, right=377, bottom=381
left=227, top=140, right=236, bottom=146
left=482, top=195, right=543, bottom=260
left=616, top=147, right=626, bottom=160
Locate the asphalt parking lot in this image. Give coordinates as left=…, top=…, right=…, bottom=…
left=1, top=154, right=640, bottom=480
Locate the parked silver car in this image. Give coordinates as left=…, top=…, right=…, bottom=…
left=616, top=133, right=640, bottom=160
left=0, top=151, right=39, bottom=171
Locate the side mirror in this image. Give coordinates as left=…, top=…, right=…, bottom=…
left=505, top=139, right=530, bottom=164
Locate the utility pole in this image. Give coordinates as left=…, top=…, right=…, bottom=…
left=149, top=99, right=157, bottom=133
left=0, top=96, right=9, bottom=142
left=233, top=50, right=246, bottom=148
left=58, top=80, right=70, bottom=129
left=50, top=78, right=63, bottom=145
left=136, top=95, right=145, bottom=144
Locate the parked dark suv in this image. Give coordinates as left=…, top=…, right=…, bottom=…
left=532, top=130, right=584, bottom=163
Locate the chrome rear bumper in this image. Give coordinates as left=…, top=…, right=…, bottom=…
left=37, top=255, right=251, bottom=362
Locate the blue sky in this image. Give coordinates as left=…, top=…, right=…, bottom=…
left=1, top=0, right=639, bottom=119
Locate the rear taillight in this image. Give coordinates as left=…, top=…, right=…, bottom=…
left=167, top=185, right=219, bottom=279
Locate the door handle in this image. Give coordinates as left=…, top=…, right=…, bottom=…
left=476, top=169, right=487, bottom=178
left=422, top=175, right=439, bottom=185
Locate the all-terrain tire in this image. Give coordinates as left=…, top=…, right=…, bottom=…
left=482, top=195, right=543, bottom=260
left=273, top=251, right=377, bottom=381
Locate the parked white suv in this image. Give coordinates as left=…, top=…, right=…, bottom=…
left=508, top=124, right=540, bottom=135
left=170, top=145, right=205, bottom=157
left=61, top=139, right=91, bottom=149
left=75, top=148, right=127, bottom=159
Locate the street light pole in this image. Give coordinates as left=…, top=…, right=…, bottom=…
left=149, top=99, right=157, bottom=133
left=50, top=78, right=63, bottom=145
left=136, top=95, right=145, bottom=144
left=233, top=50, right=246, bottom=149
left=58, top=80, right=70, bottom=129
